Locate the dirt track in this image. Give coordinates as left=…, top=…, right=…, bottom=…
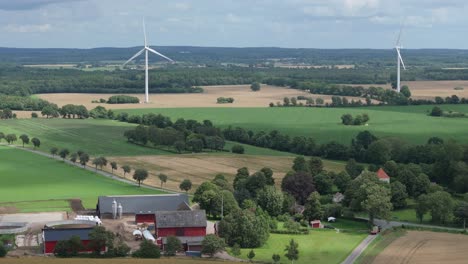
left=372, top=231, right=468, bottom=264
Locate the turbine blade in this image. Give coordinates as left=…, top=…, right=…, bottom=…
left=146, top=47, right=175, bottom=62
left=397, top=48, right=406, bottom=70
left=123, top=48, right=145, bottom=66
left=396, top=20, right=405, bottom=46
left=143, top=18, right=147, bottom=47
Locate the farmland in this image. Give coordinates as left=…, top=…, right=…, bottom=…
left=0, top=258, right=236, bottom=264
left=117, top=104, right=468, bottom=145
left=372, top=231, right=468, bottom=264
left=0, top=145, right=165, bottom=211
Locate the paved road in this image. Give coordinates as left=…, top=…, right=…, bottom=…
left=341, top=235, right=377, bottom=264
left=1, top=143, right=178, bottom=194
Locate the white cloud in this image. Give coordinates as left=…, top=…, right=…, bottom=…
left=3, top=23, right=52, bottom=33
left=173, top=2, right=190, bottom=11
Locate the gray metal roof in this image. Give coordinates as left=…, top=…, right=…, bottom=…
left=43, top=228, right=93, bottom=242
left=97, top=194, right=190, bottom=215
left=156, top=210, right=207, bottom=228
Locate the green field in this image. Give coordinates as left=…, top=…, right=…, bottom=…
left=235, top=229, right=367, bottom=264
left=0, top=146, right=166, bottom=210
left=117, top=105, right=468, bottom=144
left=0, top=118, right=292, bottom=157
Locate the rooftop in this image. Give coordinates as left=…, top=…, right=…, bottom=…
left=97, top=194, right=190, bottom=215
left=156, top=210, right=207, bottom=228
left=377, top=168, right=390, bottom=179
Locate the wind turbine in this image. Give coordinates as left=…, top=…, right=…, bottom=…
left=395, top=24, right=406, bottom=93
left=123, top=20, right=174, bottom=103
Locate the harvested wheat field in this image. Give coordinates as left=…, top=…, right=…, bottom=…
left=372, top=231, right=468, bottom=264
left=36, top=84, right=368, bottom=109
left=106, top=154, right=344, bottom=192
left=12, top=111, right=40, bottom=119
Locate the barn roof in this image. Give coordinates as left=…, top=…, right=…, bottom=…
left=43, top=228, right=93, bottom=242
left=156, top=210, right=207, bottom=228
left=377, top=168, right=390, bottom=179
left=97, top=194, right=190, bottom=215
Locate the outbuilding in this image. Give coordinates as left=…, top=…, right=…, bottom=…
left=43, top=227, right=101, bottom=254
left=377, top=168, right=390, bottom=183
left=155, top=210, right=207, bottom=238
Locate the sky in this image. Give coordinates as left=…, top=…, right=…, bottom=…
left=0, top=0, right=467, bottom=49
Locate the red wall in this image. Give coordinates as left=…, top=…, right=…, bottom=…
left=44, top=240, right=98, bottom=254
left=156, top=227, right=206, bottom=237
left=136, top=214, right=155, bottom=224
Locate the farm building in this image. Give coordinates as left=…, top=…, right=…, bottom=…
left=156, top=210, right=207, bottom=251
left=42, top=226, right=103, bottom=254
left=377, top=168, right=390, bottom=183
left=96, top=194, right=190, bottom=222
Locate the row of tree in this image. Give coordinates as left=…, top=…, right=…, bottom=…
left=341, top=113, right=370, bottom=126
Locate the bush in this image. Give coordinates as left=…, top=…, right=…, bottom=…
left=0, top=245, right=7, bottom=257
left=217, top=97, right=235, bottom=104
left=201, top=234, right=226, bottom=257
left=430, top=106, right=443, bottom=117
left=31, top=112, right=38, bottom=118
left=107, top=95, right=139, bottom=104
left=132, top=240, right=161, bottom=258
left=277, top=213, right=290, bottom=222
left=231, top=145, right=245, bottom=154
left=112, top=240, right=131, bottom=257
left=251, top=82, right=261, bottom=92
left=165, top=236, right=182, bottom=256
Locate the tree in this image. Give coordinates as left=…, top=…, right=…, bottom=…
left=158, top=173, right=168, bottom=188
left=41, top=105, right=59, bottom=118
left=390, top=181, right=408, bottom=209
left=400, top=85, right=411, bottom=97
left=260, top=167, right=275, bottom=185
left=179, top=179, right=192, bottom=193
left=133, top=169, right=149, bottom=187
left=0, top=132, right=4, bottom=142
left=201, top=234, right=225, bottom=257
left=284, top=239, right=299, bottom=264
left=231, top=243, right=241, bottom=257
left=316, top=98, right=324, bottom=105
left=19, top=134, right=29, bottom=147
left=272, top=254, right=281, bottom=264
left=345, top=159, right=364, bottom=178
left=334, top=171, right=351, bottom=193
left=415, top=194, right=430, bottom=223
left=79, top=153, right=89, bottom=167
left=361, top=182, right=393, bottom=225
left=88, top=226, right=114, bottom=256
left=31, top=137, right=40, bottom=149
left=59, top=149, right=70, bottom=161
left=92, top=157, right=107, bottom=171
left=5, top=134, right=17, bottom=145
left=50, top=147, right=58, bottom=157
left=292, top=156, right=308, bottom=172
left=164, top=236, right=182, bottom=256
left=121, top=165, right=131, bottom=177
left=454, top=202, right=468, bottom=230
left=303, top=191, right=323, bottom=221
left=70, top=153, right=78, bottom=164
left=308, top=157, right=323, bottom=176
left=341, top=114, right=353, bottom=125
left=366, top=140, right=391, bottom=165
left=250, top=82, right=261, bottom=92
left=247, top=249, right=256, bottom=262
left=108, top=161, right=117, bottom=174
left=281, top=171, right=315, bottom=204
left=426, top=191, right=454, bottom=224
left=232, top=144, right=245, bottom=154
left=313, top=173, right=333, bottom=195
left=430, top=106, right=443, bottom=117
left=173, top=140, right=185, bottom=153
left=132, top=240, right=161, bottom=258
left=257, top=186, right=284, bottom=217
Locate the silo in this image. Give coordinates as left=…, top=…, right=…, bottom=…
left=112, top=199, right=117, bottom=219
left=118, top=203, right=123, bottom=219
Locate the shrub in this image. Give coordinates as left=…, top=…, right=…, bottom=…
left=217, top=97, right=235, bottom=104
left=231, top=145, right=245, bottom=154
left=165, top=236, right=182, bottom=256
left=132, top=240, right=161, bottom=258
left=201, top=234, right=226, bottom=257
left=31, top=112, right=38, bottom=118
left=430, top=106, right=443, bottom=117
left=107, top=95, right=139, bottom=104
left=251, top=82, right=261, bottom=92
left=0, top=245, right=6, bottom=257
left=112, top=240, right=131, bottom=257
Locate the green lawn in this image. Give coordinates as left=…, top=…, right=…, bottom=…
left=116, top=105, right=468, bottom=144
left=0, top=146, right=166, bottom=210
left=235, top=230, right=367, bottom=264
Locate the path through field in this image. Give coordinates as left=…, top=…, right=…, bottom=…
left=372, top=231, right=468, bottom=264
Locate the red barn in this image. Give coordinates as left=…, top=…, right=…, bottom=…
left=42, top=227, right=103, bottom=254
left=155, top=210, right=207, bottom=251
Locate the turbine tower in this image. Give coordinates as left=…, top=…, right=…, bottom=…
left=395, top=25, right=406, bottom=93
left=123, top=19, right=174, bottom=103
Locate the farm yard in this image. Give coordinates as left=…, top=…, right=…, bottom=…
left=372, top=231, right=468, bottom=264
left=0, top=146, right=165, bottom=212
left=118, top=104, right=468, bottom=145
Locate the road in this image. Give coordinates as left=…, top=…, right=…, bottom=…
left=341, top=234, right=377, bottom=264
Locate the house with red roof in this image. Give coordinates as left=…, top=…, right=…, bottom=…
left=377, top=168, right=390, bottom=183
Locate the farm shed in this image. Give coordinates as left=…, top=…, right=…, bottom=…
left=377, top=168, right=390, bottom=183
left=161, top=236, right=205, bottom=252
left=96, top=194, right=190, bottom=222
left=155, top=210, right=207, bottom=238
left=42, top=227, right=104, bottom=254
left=310, top=220, right=323, bottom=228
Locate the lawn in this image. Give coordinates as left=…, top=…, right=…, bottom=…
left=235, top=229, right=367, bottom=264
left=0, top=118, right=294, bottom=157
left=0, top=146, right=166, bottom=210
left=116, top=105, right=468, bottom=144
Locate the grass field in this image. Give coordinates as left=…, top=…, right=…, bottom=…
left=116, top=104, right=468, bottom=144
left=0, top=258, right=236, bottom=264
left=0, top=146, right=165, bottom=211
left=235, top=229, right=367, bottom=264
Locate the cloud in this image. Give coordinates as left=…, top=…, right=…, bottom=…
left=173, top=2, right=190, bottom=11
left=3, top=23, right=52, bottom=33
left=0, top=0, right=83, bottom=11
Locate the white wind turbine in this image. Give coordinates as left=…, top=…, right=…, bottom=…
left=395, top=24, right=406, bottom=93
left=123, top=20, right=174, bottom=103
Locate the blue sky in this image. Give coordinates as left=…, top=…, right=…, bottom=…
left=0, top=0, right=466, bottom=49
